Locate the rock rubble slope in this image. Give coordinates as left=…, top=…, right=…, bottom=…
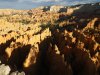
left=0, top=2, right=100, bottom=75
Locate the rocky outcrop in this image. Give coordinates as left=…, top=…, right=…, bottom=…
left=66, top=6, right=81, bottom=15
left=0, top=2, right=100, bottom=75
left=0, top=64, right=11, bottom=75
left=50, top=5, right=67, bottom=13
left=73, top=3, right=100, bottom=15
left=0, top=61, right=25, bottom=75
left=37, top=6, right=50, bottom=11
left=10, top=71, right=25, bottom=75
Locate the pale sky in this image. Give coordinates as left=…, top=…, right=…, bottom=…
left=0, top=0, right=100, bottom=9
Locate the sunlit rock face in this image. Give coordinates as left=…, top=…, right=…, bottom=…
left=50, top=5, right=67, bottom=13
left=0, top=2, right=100, bottom=75
left=66, top=6, right=81, bottom=15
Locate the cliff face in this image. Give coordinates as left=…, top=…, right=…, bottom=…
left=0, top=2, right=100, bottom=75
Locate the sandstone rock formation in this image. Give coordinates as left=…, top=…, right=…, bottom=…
left=0, top=2, right=100, bottom=75
left=50, top=5, right=67, bottom=13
